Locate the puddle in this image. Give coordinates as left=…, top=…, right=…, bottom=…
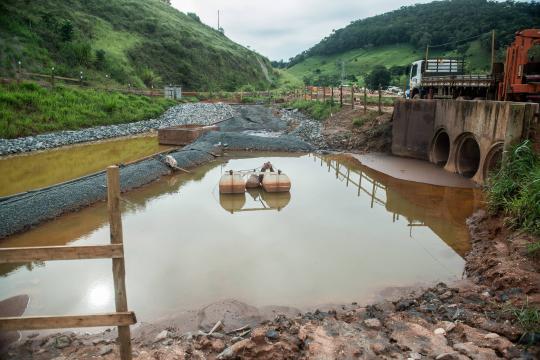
left=0, top=153, right=483, bottom=323
left=241, top=130, right=283, bottom=138
left=0, top=135, right=172, bottom=197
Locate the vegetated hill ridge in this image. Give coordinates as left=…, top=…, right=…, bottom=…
left=285, top=0, right=540, bottom=85
left=0, top=0, right=273, bottom=90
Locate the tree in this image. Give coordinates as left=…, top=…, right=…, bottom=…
left=95, top=49, right=106, bottom=69
left=59, top=20, right=73, bottom=42
left=365, top=65, right=391, bottom=90
left=187, top=12, right=201, bottom=22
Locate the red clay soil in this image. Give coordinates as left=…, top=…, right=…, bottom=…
left=466, top=211, right=540, bottom=306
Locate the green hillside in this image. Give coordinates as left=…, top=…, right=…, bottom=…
left=0, top=0, right=273, bottom=90
left=287, top=40, right=492, bottom=87
left=286, top=0, right=539, bottom=87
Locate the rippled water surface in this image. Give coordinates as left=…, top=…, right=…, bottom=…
left=0, top=153, right=483, bottom=322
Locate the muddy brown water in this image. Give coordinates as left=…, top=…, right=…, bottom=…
left=0, top=134, right=172, bottom=197
left=0, top=153, right=483, bottom=325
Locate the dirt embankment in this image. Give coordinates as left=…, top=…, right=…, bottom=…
left=322, top=107, right=393, bottom=153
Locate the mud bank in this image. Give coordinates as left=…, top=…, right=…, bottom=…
left=0, top=132, right=312, bottom=239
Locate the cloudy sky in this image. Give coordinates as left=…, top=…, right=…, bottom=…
left=170, top=0, right=435, bottom=61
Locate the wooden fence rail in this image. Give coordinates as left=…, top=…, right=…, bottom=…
left=0, top=165, right=135, bottom=360
left=302, top=85, right=392, bottom=114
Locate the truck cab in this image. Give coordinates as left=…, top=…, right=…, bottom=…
left=409, top=60, right=423, bottom=98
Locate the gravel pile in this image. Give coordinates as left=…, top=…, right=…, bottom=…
left=280, top=109, right=327, bottom=149
left=0, top=103, right=236, bottom=156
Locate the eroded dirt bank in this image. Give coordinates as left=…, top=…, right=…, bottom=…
left=5, top=210, right=539, bottom=359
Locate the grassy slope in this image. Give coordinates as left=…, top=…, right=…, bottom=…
left=286, top=40, right=491, bottom=86
left=0, top=82, right=176, bottom=138
left=0, top=0, right=272, bottom=90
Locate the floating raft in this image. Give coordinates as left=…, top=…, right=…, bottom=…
left=219, top=171, right=246, bottom=194
left=219, top=170, right=291, bottom=194
left=158, top=124, right=219, bottom=146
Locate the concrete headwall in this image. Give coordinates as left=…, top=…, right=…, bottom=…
left=392, top=99, right=539, bottom=184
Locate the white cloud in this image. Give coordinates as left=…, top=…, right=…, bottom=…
left=170, top=0, right=435, bottom=61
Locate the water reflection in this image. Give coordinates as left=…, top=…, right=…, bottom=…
left=220, top=190, right=291, bottom=213
left=0, top=153, right=483, bottom=321
left=316, top=154, right=483, bottom=256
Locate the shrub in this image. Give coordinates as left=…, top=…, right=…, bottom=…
left=353, top=111, right=379, bottom=127
left=286, top=100, right=338, bottom=120
left=365, top=65, right=391, bottom=90
left=61, top=41, right=92, bottom=67
left=487, top=141, right=540, bottom=246
left=95, top=49, right=106, bottom=69
left=59, top=19, right=74, bottom=42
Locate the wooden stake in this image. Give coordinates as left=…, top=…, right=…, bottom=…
left=363, top=87, right=367, bottom=114
left=351, top=86, right=354, bottom=109
left=107, top=166, right=132, bottom=360
left=340, top=86, right=343, bottom=107
left=378, top=85, right=382, bottom=115
left=323, top=86, right=326, bottom=102
left=331, top=87, right=334, bottom=103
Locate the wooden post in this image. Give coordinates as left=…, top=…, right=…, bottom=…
left=16, top=61, right=21, bottom=84
left=339, top=85, right=343, bottom=107
left=370, top=181, right=376, bottom=208
left=107, top=166, right=132, bottom=360
left=323, top=86, right=326, bottom=102
left=378, top=85, right=382, bottom=115
left=363, top=87, right=367, bottom=114
left=51, top=67, right=55, bottom=87
left=310, top=87, right=314, bottom=101
left=425, top=45, right=429, bottom=65
left=331, top=87, right=334, bottom=103
left=357, top=171, right=362, bottom=196
left=351, top=86, right=354, bottom=109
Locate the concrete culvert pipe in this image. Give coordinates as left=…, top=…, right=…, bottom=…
left=483, top=143, right=504, bottom=180
left=431, top=131, right=450, bottom=166
left=456, top=135, right=481, bottom=178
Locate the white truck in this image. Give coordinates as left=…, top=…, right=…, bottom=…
left=407, top=58, right=498, bottom=99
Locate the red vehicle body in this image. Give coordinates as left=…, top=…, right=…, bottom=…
left=498, top=29, right=540, bottom=102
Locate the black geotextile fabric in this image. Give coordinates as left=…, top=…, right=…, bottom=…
left=0, top=132, right=313, bottom=238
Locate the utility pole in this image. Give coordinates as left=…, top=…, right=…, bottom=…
left=490, top=29, right=495, bottom=74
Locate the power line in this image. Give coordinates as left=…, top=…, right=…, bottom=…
left=428, top=31, right=487, bottom=48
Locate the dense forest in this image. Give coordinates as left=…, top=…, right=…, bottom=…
left=288, top=0, right=540, bottom=67
left=0, top=0, right=273, bottom=90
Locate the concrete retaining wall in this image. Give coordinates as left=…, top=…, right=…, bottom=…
left=392, top=99, right=539, bottom=184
